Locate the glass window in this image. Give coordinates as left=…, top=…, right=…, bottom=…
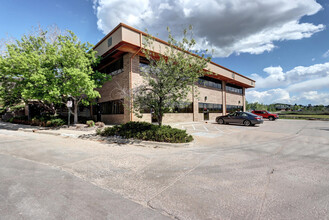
left=197, top=76, right=222, bottom=90
left=226, top=105, right=243, bottom=113
left=199, top=103, right=222, bottom=113
left=141, top=102, right=193, bottom=114
left=100, top=57, right=123, bottom=76
left=100, top=99, right=124, bottom=114
left=226, top=83, right=243, bottom=94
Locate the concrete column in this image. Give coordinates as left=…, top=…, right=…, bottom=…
left=222, top=81, right=226, bottom=115
left=242, top=88, right=246, bottom=111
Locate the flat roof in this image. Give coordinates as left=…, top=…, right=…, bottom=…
left=94, top=23, right=255, bottom=84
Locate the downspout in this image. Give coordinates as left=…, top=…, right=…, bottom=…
left=129, top=33, right=143, bottom=121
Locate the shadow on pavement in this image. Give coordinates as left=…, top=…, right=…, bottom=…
left=0, top=121, right=59, bottom=131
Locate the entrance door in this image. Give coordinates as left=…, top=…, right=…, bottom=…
left=204, top=111, right=209, bottom=120
left=97, top=103, right=101, bottom=122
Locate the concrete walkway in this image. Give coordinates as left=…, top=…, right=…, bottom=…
left=0, top=121, right=96, bottom=138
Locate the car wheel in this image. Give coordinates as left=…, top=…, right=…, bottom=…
left=269, top=116, right=275, bottom=121
left=243, top=120, right=251, bottom=126
left=217, top=118, right=224, bottom=124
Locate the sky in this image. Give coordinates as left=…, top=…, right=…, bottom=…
left=1, top=0, right=329, bottom=105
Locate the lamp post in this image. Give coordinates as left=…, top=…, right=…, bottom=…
left=66, top=100, right=73, bottom=127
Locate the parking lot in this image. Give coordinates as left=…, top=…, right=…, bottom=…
left=1, top=119, right=329, bottom=219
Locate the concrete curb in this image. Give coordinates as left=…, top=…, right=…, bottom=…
left=78, top=134, right=194, bottom=148
left=14, top=126, right=193, bottom=148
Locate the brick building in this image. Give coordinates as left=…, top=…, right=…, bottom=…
left=93, top=23, right=255, bottom=124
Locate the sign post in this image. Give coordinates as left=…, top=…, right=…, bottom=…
left=66, top=101, right=73, bottom=127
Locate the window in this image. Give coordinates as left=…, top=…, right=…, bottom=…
left=140, top=102, right=193, bottom=114
left=226, top=83, right=243, bottom=94
left=100, top=99, right=124, bottom=114
left=100, top=57, right=123, bottom=76
left=198, top=76, right=222, bottom=90
left=168, top=102, right=193, bottom=113
left=107, top=37, right=112, bottom=47
left=198, top=103, right=223, bottom=113
left=226, top=105, right=243, bottom=113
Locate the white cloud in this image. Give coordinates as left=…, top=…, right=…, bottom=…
left=246, top=62, right=329, bottom=105
left=246, top=89, right=292, bottom=104
left=93, top=0, right=324, bottom=57
left=252, top=62, right=329, bottom=89
left=323, top=50, right=329, bottom=58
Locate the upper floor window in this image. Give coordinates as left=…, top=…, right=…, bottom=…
left=226, top=83, right=243, bottom=94
left=100, top=57, right=123, bottom=76
left=198, top=76, right=222, bottom=90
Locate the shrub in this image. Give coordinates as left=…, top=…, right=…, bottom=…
left=86, top=120, right=95, bottom=127
left=99, top=121, right=193, bottom=143
left=9, top=115, right=65, bottom=127
left=50, top=118, right=65, bottom=127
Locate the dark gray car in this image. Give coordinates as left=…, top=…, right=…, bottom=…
left=216, top=111, right=264, bottom=126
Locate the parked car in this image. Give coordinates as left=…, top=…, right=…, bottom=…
left=251, top=110, right=278, bottom=121
left=216, top=111, right=263, bottom=126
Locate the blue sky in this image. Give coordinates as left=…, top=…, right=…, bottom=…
left=1, top=0, right=329, bottom=105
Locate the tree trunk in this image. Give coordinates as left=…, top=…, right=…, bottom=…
left=157, top=98, right=163, bottom=126
left=73, top=102, right=78, bottom=124
left=158, top=113, right=162, bottom=126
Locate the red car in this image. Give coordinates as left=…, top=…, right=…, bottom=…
left=251, top=110, right=278, bottom=121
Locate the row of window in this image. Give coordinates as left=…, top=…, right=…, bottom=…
left=198, top=76, right=222, bottom=90
left=198, top=103, right=223, bottom=113
left=140, top=102, right=193, bottom=114
left=226, top=83, right=243, bottom=94
left=226, top=105, right=243, bottom=113
left=95, top=101, right=242, bottom=115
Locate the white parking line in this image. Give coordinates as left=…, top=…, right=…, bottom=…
left=192, top=125, right=196, bottom=130
left=203, top=125, right=209, bottom=131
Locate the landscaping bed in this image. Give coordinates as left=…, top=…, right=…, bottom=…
left=97, top=121, right=193, bottom=143
left=8, top=116, right=66, bottom=127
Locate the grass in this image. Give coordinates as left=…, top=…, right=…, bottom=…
left=279, top=114, right=329, bottom=120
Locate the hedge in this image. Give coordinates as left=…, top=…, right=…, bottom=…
left=98, top=121, right=193, bottom=143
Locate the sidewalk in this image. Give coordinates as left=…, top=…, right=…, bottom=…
left=0, top=121, right=96, bottom=138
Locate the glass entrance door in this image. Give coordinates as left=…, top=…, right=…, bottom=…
left=204, top=111, right=209, bottom=120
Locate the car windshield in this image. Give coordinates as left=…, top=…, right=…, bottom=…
left=267, top=111, right=272, bottom=114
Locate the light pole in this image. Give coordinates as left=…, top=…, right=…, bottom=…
left=66, top=99, right=73, bottom=127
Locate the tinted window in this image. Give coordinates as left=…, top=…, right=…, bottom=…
left=226, top=83, right=243, bottom=94
left=100, top=99, right=124, bottom=114
left=100, top=58, right=123, bottom=76
left=199, top=103, right=223, bottom=113
left=198, top=76, right=222, bottom=90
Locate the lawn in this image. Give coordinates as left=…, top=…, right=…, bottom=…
left=279, top=114, right=329, bottom=119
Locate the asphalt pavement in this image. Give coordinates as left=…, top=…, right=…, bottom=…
left=1, top=119, right=329, bottom=219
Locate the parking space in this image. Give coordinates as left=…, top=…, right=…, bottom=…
left=170, top=120, right=259, bottom=138
left=1, top=119, right=329, bottom=219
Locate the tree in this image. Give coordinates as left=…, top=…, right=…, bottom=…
left=55, top=31, right=109, bottom=124
left=133, top=26, right=211, bottom=126
left=0, top=26, right=109, bottom=124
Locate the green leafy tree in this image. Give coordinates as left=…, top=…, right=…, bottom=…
left=55, top=31, right=109, bottom=124
left=0, top=26, right=109, bottom=124
left=133, top=26, right=211, bottom=126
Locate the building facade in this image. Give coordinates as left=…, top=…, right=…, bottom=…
left=93, top=23, right=255, bottom=124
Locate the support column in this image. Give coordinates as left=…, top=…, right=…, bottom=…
left=222, top=81, right=226, bottom=115
left=242, top=88, right=246, bottom=112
